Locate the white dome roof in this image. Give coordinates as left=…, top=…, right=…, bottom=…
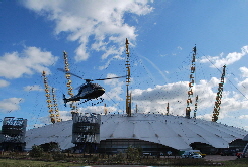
left=25, top=113, right=247, bottom=150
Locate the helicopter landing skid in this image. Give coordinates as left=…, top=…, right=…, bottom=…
left=91, top=98, right=104, bottom=106
left=77, top=98, right=104, bottom=106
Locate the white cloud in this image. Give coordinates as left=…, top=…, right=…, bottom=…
left=244, top=126, right=248, bottom=131
left=240, top=66, right=248, bottom=78
left=102, top=73, right=125, bottom=101
left=196, top=114, right=212, bottom=121
left=0, top=46, right=58, bottom=79
left=21, top=0, right=153, bottom=62
left=39, top=110, right=72, bottom=125
left=0, top=98, right=24, bottom=113
left=200, top=45, right=248, bottom=68
left=177, top=46, right=183, bottom=50
left=0, top=79, right=10, bottom=88
left=24, top=85, right=43, bottom=92
left=239, top=115, right=248, bottom=119
left=130, top=77, right=248, bottom=121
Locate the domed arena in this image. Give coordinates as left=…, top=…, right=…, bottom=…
left=25, top=113, right=248, bottom=155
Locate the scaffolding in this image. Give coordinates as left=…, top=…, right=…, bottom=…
left=71, top=113, right=101, bottom=153
left=1, top=117, right=27, bottom=151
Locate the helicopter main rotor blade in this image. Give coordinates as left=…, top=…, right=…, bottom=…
left=95, top=75, right=127, bottom=80
left=57, top=68, right=84, bottom=79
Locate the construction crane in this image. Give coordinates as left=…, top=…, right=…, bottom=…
left=212, top=65, right=226, bottom=122
left=63, top=51, right=78, bottom=114
left=125, top=38, right=131, bottom=117
left=42, top=71, right=61, bottom=124
left=186, top=46, right=197, bottom=119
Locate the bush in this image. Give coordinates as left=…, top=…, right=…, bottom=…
left=126, top=145, right=141, bottom=161
left=29, top=145, right=44, bottom=158
left=52, top=152, right=65, bottom=161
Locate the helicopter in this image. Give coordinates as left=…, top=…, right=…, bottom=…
left=58, top=68, right=126, bottom=107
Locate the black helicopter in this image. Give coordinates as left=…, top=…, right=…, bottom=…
left=58, top=68, right=126, bottom=106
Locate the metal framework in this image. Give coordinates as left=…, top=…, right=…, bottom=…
left=42, top=71, right=61, bottom=123
left=71, top=113, right=101, bottom=153
left=1, top=117, right=27, bottom=151
left=186, top=46, right=197, bottom=119
left=125, top=38, right=131, bottom=117
left=212, top=65, right=226, bottom=122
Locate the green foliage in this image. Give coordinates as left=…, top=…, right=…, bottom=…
left=126, top=145, right=141, bottom=160
left=48, top=142, right=65, bottom=161
left=48, top=142, right=61, bottom=153
left=29, top=145, right=44, bottom=158
left=91, top=155, right=99, bottom=162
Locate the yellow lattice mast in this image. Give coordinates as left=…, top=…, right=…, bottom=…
left=167, top=103, right=169, bottom=115
left=63, top=51, right=78, bottom=114
left=52, top=88, right=61, bottom=122
left=212, top=65, right=226, bottom=122
left=193, top=95, right=198, bottom=119
left=186, top=46, right=197, bottom=119
left=125, top=38, right=131, bottom=117
left=42, top=71, right=61, bottom=124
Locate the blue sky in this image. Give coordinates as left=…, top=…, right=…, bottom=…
left=1, top=0, right=248, bottom=131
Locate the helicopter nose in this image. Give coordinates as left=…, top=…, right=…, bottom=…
left=95, top=88, right=105, bottom=97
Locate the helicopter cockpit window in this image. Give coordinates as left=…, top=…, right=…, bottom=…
left=92, top=83, right=97, bottom=88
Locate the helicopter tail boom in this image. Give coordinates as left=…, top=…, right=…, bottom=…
left=63, top=94, right=68, bottom=107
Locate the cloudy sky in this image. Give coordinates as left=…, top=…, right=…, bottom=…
left=1, top=0, right=248, bottom=130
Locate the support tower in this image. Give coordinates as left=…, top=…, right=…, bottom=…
left=186, top=46, right=197, bottom=119
left=42, top=71, right=61, bottom=123
left=63, top=51, right=77, bottom=114
left=212, top=65, right=226, bottom=122
left=125, top=38, right=131, bottom=117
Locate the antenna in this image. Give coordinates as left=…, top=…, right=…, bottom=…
left=63, top=51, right=78, bottom=114
left=125, top=38, right=131, bottom=117
left=42, top=71, right=61, bottom=123
left=212, top=65, right=226, bottom=122
left=185, top=46, right=197, bottom=119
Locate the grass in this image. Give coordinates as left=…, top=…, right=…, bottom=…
left=0, top=159, right=86, bottom=167
left=0, top=153, right=248, bottom=167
